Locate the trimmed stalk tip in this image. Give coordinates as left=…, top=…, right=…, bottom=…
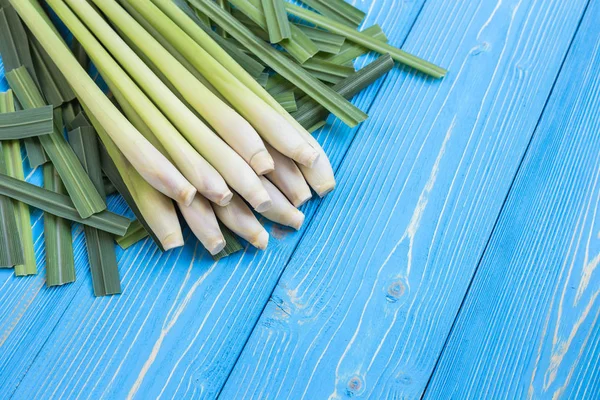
left=249, top=150, right=275, bottom=175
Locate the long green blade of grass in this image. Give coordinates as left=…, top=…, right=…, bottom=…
left=320, top=24, right=388, bottom=65
left=0, top=90, right=37, bottom=276
left=295, top=24, right=345, bottom=54
left=0, top=105, right=53, bottom=139
left=285, top=3, right=447, bottom=78
left=43, top=162, right=75, bottom=287
left=7, top=66, right=107, bottom=219
left=261, top=0, right=291, bottom=43
left=226, top=0, right=318, bottom=63
left=298, top=0, right=365, bottom=28
left=189, top=0, right=368, bottom=127
left=68, top=124, right=121, bottom=296
left=293, top=54, right=394, bottom=128
left=0, top=172, right=130, bottom=236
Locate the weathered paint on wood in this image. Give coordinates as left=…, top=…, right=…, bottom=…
left=0, top=0, right=597, bottom=398
left=220, top=0, right=591, bottom=398
left=425, top=2, right=600, bottom=398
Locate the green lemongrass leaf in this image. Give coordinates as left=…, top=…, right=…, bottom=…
left=293, top=54, right=394, bottom=128
left=285, top=3, right=446, bottom=78
left=307, top=120, right=327, bottom=133
left=190, top=0, right=367, bottom=127
left=0, top=172, right=129, bottom=235
left=0, top=105, right=53, bottom=139
left=103, top=177, right=117, bottom=196
left=261, top=0, right=292, bottom=44
left=212, top=223, right=243, bottom=261
left=298, top=0, right=365, bottom=28
left=230, top=8, right=270, bottom=41
left=265, top=73, right=296, bottom=96
left=61, top=100, right=81, bottom=129
left=227, top=0, right=318, bottom=63
left=0, top=90, right=34, bottom=275
left=116, top=219, right=148, bottom=249
left=301, top=58, right=355, bottom=84
left=71, top=37, right=89, bottom=70
left=0, top=5, right=39, bottom=85
left=7, top=66, right=107, bottom=218
left=273, top=91, right=297, bottom=113
left=295, top=24, right=345, bottom=54
left=68, top=125, right=121, bottom=296
left=29, top=36, right=76, bottom=107
left=215, top=0, right=230, bottom=38
left=43, top=163, right=75, bottom=287
left=256, top=72, right=269, bottom=88
left=22, top=137, right=47, bottom=168
left=321, top=24, right=388, bottom=65
left=176, top=0, right=265, bottom=78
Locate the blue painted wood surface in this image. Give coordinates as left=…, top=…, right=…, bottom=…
left=0, top=0, right=598, bottom=399
left=425, top=1, right=600, bottom=398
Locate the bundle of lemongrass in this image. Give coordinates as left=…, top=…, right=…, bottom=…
left=0, top=0, right=445, bottom=296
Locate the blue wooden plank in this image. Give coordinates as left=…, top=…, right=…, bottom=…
left=0, top=1, right=427, bottom=399
left=220, top=0, right=591, bottom=399
left=424, top=2, right=600, bottom=398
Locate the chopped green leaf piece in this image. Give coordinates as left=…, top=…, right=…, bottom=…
left=0, top=172, right=130, bottom=236
left=261, top=0, right=292, bottom=44
left=43, top=163, right=75, bottom=287
left=0, top=5, right=39, bottom=86
left=285, top=3, right=446, bottom=78
left=227, top=0, right=318, bottom=63
left=7, top=66, right=107, bottom=219
left=116, top=219, right=149, bottom=250
left=273, top=91, right=297, bottom=113
left=0, top=105, right=54, bottom=139
left=1, top=91, right=37, bottom=276
left=295, top=24, right=345, bottom=54
left=321, top=24, right=387, bottom=65
left=301, top=58, right=355, bottom=84
left=298, top=0, right=365, bottom=28
left=293, top=54, right=394, bottom=128
left=68, top=125, right=121, bottom=296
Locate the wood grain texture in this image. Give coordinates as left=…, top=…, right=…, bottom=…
left=425, top=2, right=600, bottom=398
left=220, top=0, right=591, bottom=399
left=0, top=1, right=427, bottom=399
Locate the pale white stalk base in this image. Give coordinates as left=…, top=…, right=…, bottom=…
left=179, top=195, right=226, bottom=255
left=265, top=143, right=312, bottom=207
left=259, top=177, right=305, bottom=230
left=213, top=193, right=269, bottom=250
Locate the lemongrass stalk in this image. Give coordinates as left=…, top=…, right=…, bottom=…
left=213, top=193, right=269, bottom=250
left=49, top=0, right=230, bottom=207
left=66, top=0, right=270, bottom=211
left=179, top=194, right=226, bottom=255
left=87, top=0, right=272, bottom=175
left=259, top=177, right=305, bottom=230
left=135, top=0, right=320, bottom=168
left=9, top=0, right=195, bottom=206
left=265, top=143, right=312, bottom=207
left=154, top=0, right=336, bottom=196
left=80, top=101, right=184, bottom=250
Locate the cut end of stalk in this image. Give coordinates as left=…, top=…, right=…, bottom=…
left=296, top=144, right=320, bottom=168
left=162, top=231, right=185, bottom=251
left=206, top=237, right=227, bottom=255
left=249, top=190, right=273, bottom=212
left=206, top=189, right=234, bottom=206
left=289, top=210, right=305, bottom=230
left=251, top=229, right=269, bottom=250
left=179, top=185, right=198, bottom=207
left=292, top=191, right=313, bottom=208
left=315, top=179, right=336, bottom=198
left=250, top=150, right=275, bottom=175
